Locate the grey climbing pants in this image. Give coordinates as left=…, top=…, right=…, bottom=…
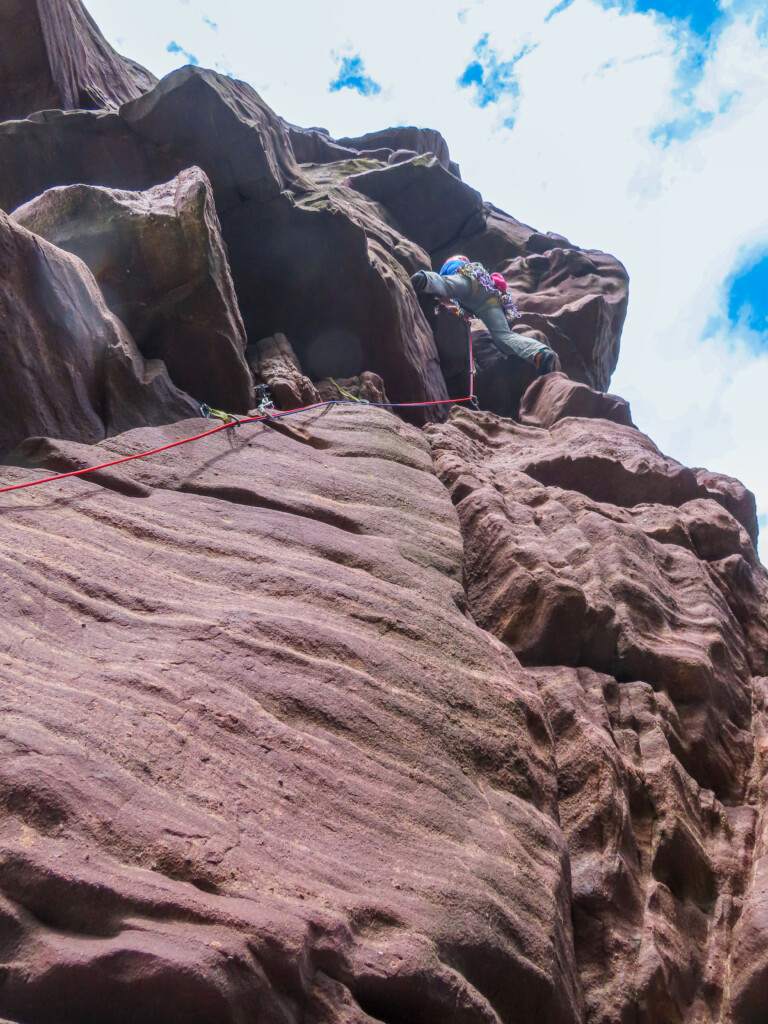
left=419, top=271, right=544, bottom=366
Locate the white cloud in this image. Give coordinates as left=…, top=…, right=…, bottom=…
left=83, top=0, right=768, bottom=559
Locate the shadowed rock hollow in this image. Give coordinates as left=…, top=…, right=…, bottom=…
left=1, top=3, right=767, bottom=1023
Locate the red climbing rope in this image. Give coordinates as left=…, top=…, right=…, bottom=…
left=0, top=330, right=476, bottom=496
left=0, top=417, right=245, bottom=494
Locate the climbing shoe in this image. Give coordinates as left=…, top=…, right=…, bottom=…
left=536, top=348, right=561, bottom=377
left=411, top=271, right=428, bottom=294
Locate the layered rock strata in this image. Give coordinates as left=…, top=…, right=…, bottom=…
left=2, top=384, right=767, bottom=1023
left=1, top=410, right=582, bottom=1024
left=1, top=3, right=766, bottom=1022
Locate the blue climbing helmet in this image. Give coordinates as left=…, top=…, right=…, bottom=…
left=439, top=254, right=470, bottom=276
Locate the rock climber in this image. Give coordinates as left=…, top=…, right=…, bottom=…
left=411, top=256, right=561, bottom=376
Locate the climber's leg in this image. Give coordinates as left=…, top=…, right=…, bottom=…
left=476, top=298, right=545, bottom=366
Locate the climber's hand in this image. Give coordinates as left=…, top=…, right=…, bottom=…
left=411, top=271, right=428, bottom=294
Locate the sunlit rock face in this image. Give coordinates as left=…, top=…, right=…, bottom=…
left=1, top=3, right=767, bottom=1024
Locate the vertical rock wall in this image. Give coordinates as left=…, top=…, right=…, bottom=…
left=1, top=3, right=766, bottom=1022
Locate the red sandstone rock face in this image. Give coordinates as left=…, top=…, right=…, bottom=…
left=348, top=156, right=485, bottom=253
left=2, top=393, right=767, bottom=1024
left=12, top=167, right=254, bottom=413
left=1, top=409, right=582, bottom=1024
left=336, top=126, right=456, bottom=173
left=120, top=66, right=312, bottom=213
left=0, top=210, right=197, bottom=457
left=1, top=4, right=767, bottom=1021
left=121, top=68, right=447, bottom=418
left=729, top=676, right=768, bottom=1023
left=280, top=120, right=362, bottom=166
left=220, top=188, right=447, bottom=419
left=424, top=401, right=768, bottom=1024
left=506, top=247, right=629, bottom=393
left=249, top=333, right=321, bottom=410
left=0, top=69, right=447, bottom=419
left=431, top=206, right=628, bottom=393
left=316, top=371, right=390, bottom=406
left=0, top=109, right=176, bottom=215
left=519, top=372, right=634, bottom=429
left=0, top=60, right=626, bottom=413
left=535, top=666, right=757, bottom=1024
left=0, top=0, right=156, bottom=123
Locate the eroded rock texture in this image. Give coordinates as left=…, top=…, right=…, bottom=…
left=12, top=167, right=254, bottom=412
left=1, top=410, right=582, bottom=1024
left=1, top=3, right=767, bottom=1023
left=248, top=333, right=320, bottom=411
left=0, top=210, right=197, bottom=457
left=426, top=389, right=768, bottom=1024
left=519, top=372, right=634, bottom=430
left=0, top=0, right=156, bottom=123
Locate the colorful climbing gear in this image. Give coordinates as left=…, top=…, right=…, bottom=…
left=439, top=255, right=471, bottom=277
left=200, top=404, right=241, bottom=425
left=0, top=335, right=477, bottom=497
left=330, top=379, right=368, bottom=403
left=451, top=262, right=522, bottom=324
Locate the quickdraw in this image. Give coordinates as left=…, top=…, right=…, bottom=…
left=0, top=338, right=477, bottom=496
left=200, top=403, right=241, bottom=425
left=254, top=384, right=275, bottom=417
left=330, top=378, right=369, bottom=404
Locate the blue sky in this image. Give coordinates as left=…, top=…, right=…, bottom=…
left=600, top=0, right=722, bottom=36
left=329, top=54, right=381, bottom=97
left=79, top=0, right=768, bottom=559
left=727, top=252, right=768, bottom=338
left=167, top=40, right=199, bottom=65
left=457, top=36, right=535, bottom=120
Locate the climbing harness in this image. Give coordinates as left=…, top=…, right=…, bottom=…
left=0, top=333, right=477, bottom=497
left=450, top=262, right=522, bottom=325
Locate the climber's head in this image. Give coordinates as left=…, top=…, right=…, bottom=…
left=439, top=255, right=471, bottom=276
